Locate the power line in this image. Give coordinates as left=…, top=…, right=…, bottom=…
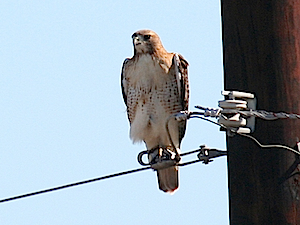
left=189, top=112, right=300, bottom=156
left=0, top=166, right=151, bottom=204
left=5, top=108, right=296, bottom=204
left=0, top=150, right=207, bottom=204
left=238, top=133, right=300, bottom=156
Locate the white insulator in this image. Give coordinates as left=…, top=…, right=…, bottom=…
left=218, top=100, right=247, bottom=109
left=222, top=91, right=255, bottom=99
left=218, top=114, right=247, bottom=127
left=236, top=127, right=251, bottom=134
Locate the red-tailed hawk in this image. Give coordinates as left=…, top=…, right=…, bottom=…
left=121, top=30, right=189, bottom=193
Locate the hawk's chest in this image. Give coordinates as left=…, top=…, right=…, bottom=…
left=125, top=54, right=181, bottom=128
left=128, top=55, right=170, bottom=88
left=126, top=54, right=180, bottom=116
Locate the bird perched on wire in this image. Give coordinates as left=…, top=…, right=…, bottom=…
left=121, top=29, right=189, bottom=193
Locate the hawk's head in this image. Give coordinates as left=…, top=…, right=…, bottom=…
left=132, top=30, right=165, bottom=55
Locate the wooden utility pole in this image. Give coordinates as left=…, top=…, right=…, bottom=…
left=222, top=1, right=300, bottom=224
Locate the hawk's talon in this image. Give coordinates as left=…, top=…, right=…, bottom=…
left=146, top=147, right=179, bottom=170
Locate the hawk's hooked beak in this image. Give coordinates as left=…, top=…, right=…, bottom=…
left=133, top=35, right=142, bottom=46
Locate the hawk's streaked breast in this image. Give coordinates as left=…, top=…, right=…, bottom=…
left=125, top=54, right=182, bottom=149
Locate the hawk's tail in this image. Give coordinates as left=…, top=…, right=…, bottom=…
left=157, top=166, right=179, bottom=193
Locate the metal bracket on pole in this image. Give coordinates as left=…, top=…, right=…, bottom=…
left=197, top=145, right=227, bottom=164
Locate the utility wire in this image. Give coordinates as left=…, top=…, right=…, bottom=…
left=0, top=148, right=205, bottom=204
left=238, top=110, right=300, bottom=120
left=238, top=133, right=300, bottom=156
left=0, top=166, right=151, bottom=204
left=5, top=108, right=296, bottom=204
left=179, top=159, right=202, bottom=167
left=191, top=113, right=300, bottom=156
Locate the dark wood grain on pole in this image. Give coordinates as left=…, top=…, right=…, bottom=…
left=222, top=1, right=300, bottom=224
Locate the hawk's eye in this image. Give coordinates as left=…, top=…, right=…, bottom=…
left=144, top=35, right=151, bottom=40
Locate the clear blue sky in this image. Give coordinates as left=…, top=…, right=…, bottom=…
left=0, top=1, right=228, bottom=224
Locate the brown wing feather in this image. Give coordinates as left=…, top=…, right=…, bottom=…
left=121, top=58, right=130, bottom=106
left=177, top=54, right=189, bottom=111
left=171, top=53, right=189, bottom=145
left=121, top=58, right=138, bottom=124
